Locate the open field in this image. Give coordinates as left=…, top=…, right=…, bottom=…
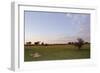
left=24, top=44, right=90, bottom=61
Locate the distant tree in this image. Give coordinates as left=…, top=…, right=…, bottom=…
left=68, top=42, right=71, bottom=45
left=34, top=41, right=40, bottom=45
left=74, top=38, right=84, bottom=50
left=84, top=42, right=89, bottom=44
left=71, top=42, right=74, bottom=44
left=41, top=42, right=44, bottom=45
left=68, top=42, right=74, bottom=45
left=26, top=41, right=32, bottom=45
left=45, top=43, right=48, bottom=46
left=25, top=41, right=32, bottom=49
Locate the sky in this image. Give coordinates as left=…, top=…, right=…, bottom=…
left=24, top=11, right=90, bottom=44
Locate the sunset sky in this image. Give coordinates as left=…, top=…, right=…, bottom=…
left=24, top=11, right=90, bottom=44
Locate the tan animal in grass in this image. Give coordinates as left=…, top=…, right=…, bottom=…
left=30, top=52, right=41, bottom=58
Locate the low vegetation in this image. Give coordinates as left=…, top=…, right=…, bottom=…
left=24, top=44, right=90, bottom=61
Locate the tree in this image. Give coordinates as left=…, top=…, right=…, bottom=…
left=68, top=42, right=74, bottom=45
left=68, top=42, right=71, bottom=45
left=74, top=38, right=84, bottom=50
left=34, top=41, right=40, bottom=45
left=84, top=42, right=89, bottom=44
left=26, top=41, right=32, bottom=45
left=44, top=43, right=48, bottom=46
left=25, top=41, right=32, bottom=49
left=41, top=42, right=44, bottom=45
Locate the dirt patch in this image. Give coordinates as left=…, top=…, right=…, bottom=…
left=30, top=52, right=41, bottom=58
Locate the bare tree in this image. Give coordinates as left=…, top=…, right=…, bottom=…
left=74, top=38, right=84, bottom=50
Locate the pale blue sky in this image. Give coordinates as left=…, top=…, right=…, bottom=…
left=24, top=11, right=90, bottom=44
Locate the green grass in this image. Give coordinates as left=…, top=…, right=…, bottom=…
left=24, top=44, right=90, bottom=61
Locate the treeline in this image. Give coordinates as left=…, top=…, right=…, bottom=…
left=25, top=38, right=90, bottom=50
left=68, top=42, right=90, bottom=45
left=24, top=41, right=48, bottom=46
left=24, top=40, right=90, bottom=46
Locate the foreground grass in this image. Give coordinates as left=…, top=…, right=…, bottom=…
left=24, top=44, right=90, bottom=61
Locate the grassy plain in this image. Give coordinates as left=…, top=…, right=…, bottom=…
left=24, top=44, right=90, bottom=61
